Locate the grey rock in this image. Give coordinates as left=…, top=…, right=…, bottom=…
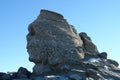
left=33, top=64, right=53, bottom=76
left=99, top=52, right=107, bottom=59
left=26, top=9, right=84, bottom=75
left=107, top=59, right=119, bottom=67
left=79, top=32, right=99, bottom=54
left=87, top=69, right=98, bottom=76
left=17, top=67, right=31, bottom=78
left=86, top=69, right=105, bottom=79
left=98, top=68, right=120, bottom=79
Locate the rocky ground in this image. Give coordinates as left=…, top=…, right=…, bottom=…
left=1, top=57, right=120, bottom=80
left=1, top=10, right=120, bottom=80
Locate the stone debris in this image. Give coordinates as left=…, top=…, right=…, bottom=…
left=1, top=9, right=120, bottom=80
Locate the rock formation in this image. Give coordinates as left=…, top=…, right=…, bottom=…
left=1, top=9, right=120, bottom=80
left=26, top=10, right=84, bottom=76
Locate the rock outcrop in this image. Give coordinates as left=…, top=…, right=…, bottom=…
left=26, top=10, right=84, bottom=76
left=1, top=9, right=120, bottom=80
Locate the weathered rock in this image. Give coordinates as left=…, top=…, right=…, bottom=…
left=98, top=68, right=120, bottom=79
left=107, top=59, right=119, bottom=67
left=79, top=32, right=99, bottom=55
left=17, top=67, right=31, bottom=78
left=86, top=69, right=98, bottom=76
left=33, top=64, right=53, bottom=76
left=26, top=9, right=84, bottom=75
left=99, top=52, right=107, bottom=59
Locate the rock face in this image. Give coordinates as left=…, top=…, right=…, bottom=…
left=26, top=10, right=84, bottom=75
left=1, top=9, right=120, bottom=80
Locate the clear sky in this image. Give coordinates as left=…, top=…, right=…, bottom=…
left=0, top=0, right=120, bottom=72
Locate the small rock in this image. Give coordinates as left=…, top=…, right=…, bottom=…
left=79, top=32, right=99, bottom=54
left=17, top=67, right=31, bottom=78
left=99, top=52, right=107, bottom=59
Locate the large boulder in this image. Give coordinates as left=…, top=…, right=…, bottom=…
left=26, top=10, right=84, bottom=75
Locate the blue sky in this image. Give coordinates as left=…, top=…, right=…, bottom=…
left=0, top=0, right=120, bottom=72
